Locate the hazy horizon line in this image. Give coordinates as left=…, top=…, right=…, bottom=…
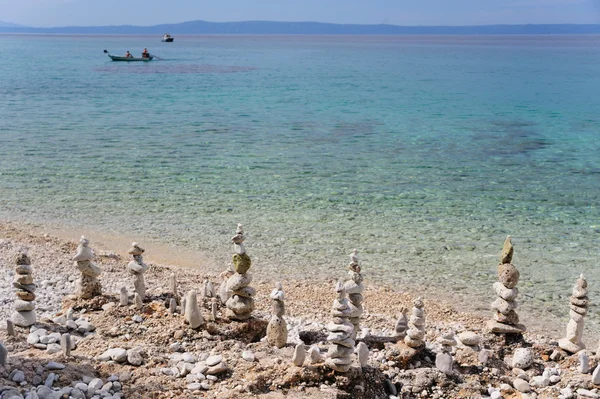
left=4, top=19, right=600, bottom=29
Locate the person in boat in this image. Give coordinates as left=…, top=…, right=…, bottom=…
left=125, top=51, right=133, bottom=58
left=142, top=48, right=149, bottom=59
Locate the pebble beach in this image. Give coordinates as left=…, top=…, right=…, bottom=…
left=1, top=221, right=600, bottom=398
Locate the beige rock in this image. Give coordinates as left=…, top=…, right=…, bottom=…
left=184, top=290, right=204, bottom=329
left=501, top=235, right=514, bottom=264
left=498, top=264, right=520, bottom=289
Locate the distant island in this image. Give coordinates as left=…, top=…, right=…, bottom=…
left=1, top=20, right=600, bottom=34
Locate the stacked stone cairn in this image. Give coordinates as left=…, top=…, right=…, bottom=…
left=344, top=249, right=364, bottom=341
left=225, top=224, right=255, bottom=320
left=325, top=282, right=355, bottom=372
left=558, top=274, right=588, bottom=353
left=435, top=330, right=457, bottom=375
left=11, top=253, right=37, bottom=327
left=73, top=236, right=102, bottom=299
left=266, top=282, right=288, bottom=348
left=127, top=242, right=148, bottom=301
left=404, top=298, right=426, bottom=348
left=486, top=236, right=526, bottom=334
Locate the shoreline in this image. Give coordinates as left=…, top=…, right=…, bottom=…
left=0, top=218, right=596, bottom=344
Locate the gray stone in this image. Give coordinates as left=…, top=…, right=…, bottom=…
left=27, top=333, right=40, bottom=344
left=70, top=388, right=85, bottom=399
left=512, top=348, right=534, bottom=369
left=292, top=344, right=306, bottom=367
left=2, top=390, right=23, bottom=399
left=169, top=298, right=177, bottom=314
left=206, top=362, right=228, bottom=375
left=356, top=342, right=369, bottom=367
left=530, top=375, right=550, bottom=388
left=119, top=287, right=128, bottom=306
left=308, top=346, right=322, bottom=364
left=61, top=334, right=71, bottom=357
left=457, top=331, right=481, bottom=346
left=44, top=373, right=55, bottom=387
left=435, top=352, right=453, bottom=374
left=592, top=364, right=600, bottom=385
left=205, top=354, right=223, bottom=367
left=14, top=300, right=36, bottom=312
left=579, top=351, right=590, bottom=373
left=181, top=297, right=186, bottom=316
left=577, top=389, right=599, bottom=398
left=11, top=310, right=36, bottom=327
left=187, top=383, right=202, bottom=391
left=45, top=361, right=65, bottom=370
left=242, top=351, right=255, bottom=362
left=0, top=343, right=7, bottom=366
left=170, top=273, right=177, bottom=297
left=75, top=383, right=88, bottom=392
left=46, top=343, right=61, bottom=354
left=87, top=378, right=103, bottom=395
left=127, top=349, right=143, bottom=366
left=6, top=319, right=15, bottom=337
left=11, top=369, right=25, bottom=382
left=99, top=348, right=128, bottom=363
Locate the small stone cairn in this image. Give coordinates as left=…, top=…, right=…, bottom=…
left=343, top=249, right=364, bottom=340
left=325, top=282, right=355, bottom=373
left=127, top=242, right=148, bottom=301
left=266, top=282, right=288, bottom=348
left=404, top=297, right=426, bottom=348
left=436, top=330, right=457, bottom=375
left=558, top=274, right=588, bottom=354
left=225, top=224, right=255, bottom=321
left=486, top=236, right=526, bottom=334
left=11, top=253, right=37, bottom=327
left=73, top=236, right=102, bottom=299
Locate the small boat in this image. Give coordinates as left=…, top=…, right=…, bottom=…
left=103, top=49, right=153, bottom=62
left=161, top=33, right=174, bottom=42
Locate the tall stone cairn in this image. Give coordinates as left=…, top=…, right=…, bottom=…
left=344, top=249, right=364, bottom=341
left=127, top=243, right=148, bottom=301
left=558, top=274, right=588, bottom=353
left=73, top=236, right=102, bottom=299
left=11, top=253, right=37, bottom=327
left=404, top=297, right=426, bottom=348
left=225, top=224, right=255, bottom=320
left=266, top=282, right=288, bottom=348
left=325, top=282, right=355, bottom=373
left=486, top=236, right=526, bottom=334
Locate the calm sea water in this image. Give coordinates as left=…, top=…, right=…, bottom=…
left=1, top=34, right=600, bottom=331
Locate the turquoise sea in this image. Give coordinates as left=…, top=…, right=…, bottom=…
left=1, top=34, right=600, bottom=332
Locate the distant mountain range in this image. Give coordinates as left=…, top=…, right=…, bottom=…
left=0, top=21, right=25, bottom=28
left=1, top=20, right=600, bottom=34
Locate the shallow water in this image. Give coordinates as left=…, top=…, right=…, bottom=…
left=1, top=34, right=599, bottom=333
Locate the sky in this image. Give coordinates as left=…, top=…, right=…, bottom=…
left=2, top=0, right=600, bottom=27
